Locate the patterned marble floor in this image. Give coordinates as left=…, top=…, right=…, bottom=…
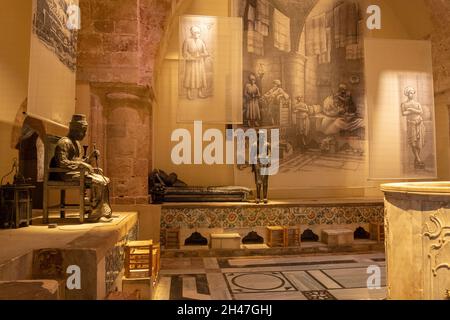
left=154, top=253, right=387, bottom=300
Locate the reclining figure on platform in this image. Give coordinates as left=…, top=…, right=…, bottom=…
left=51, top=114, right=113, bottom=223
left=149, top=169, right=251, bottom=203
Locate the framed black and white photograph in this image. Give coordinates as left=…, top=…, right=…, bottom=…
left=365, top=39, right=437, bottom=180
left=232, top=0, right=367, bottom=189
left=177, top=15, right=243, bottom=124
left=33, top=0, right=78, bottom=72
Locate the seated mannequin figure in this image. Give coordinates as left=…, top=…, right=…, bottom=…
left=51, top=114, right=113, bottom=223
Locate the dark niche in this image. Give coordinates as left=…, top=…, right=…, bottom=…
left=301, top=229, right=319, bottom=242
left=354, top=227, right=370, bottom=239
left=242, top=231, right=264, bottom=244
left=184, top=232, right=208, bottom=246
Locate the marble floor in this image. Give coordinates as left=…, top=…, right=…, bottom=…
left=154, top=252, right=387, bottom=300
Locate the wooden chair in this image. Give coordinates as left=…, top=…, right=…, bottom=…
left=42, top=135, right=90, bottom=224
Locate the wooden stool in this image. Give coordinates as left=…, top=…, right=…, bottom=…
left=165, top=228, right=180, bottom=249
left=266, top=226, right=284, bottom=247
left=124, top=240, right=161, bottom=284
left=370, top=222, right=385, bottom=243
left=283, top=226, right=301, bottom=247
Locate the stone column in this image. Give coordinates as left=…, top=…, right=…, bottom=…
left=100, top=87, right=152, bottom=205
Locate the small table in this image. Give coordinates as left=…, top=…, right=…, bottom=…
left=0, top=184, right=35, bottom=229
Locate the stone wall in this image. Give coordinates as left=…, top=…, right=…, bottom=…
left=90, top=84, right=152, bottom=205
left=77, top=0, right=173, bottom=204
left=77, top=0, right=172, bottom=85
left=426, top=0, right=450, bottom=97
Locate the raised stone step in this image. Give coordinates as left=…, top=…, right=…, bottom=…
left=0, top=280, right=60, bottom=300
left=321, top=229, right=354, bottom=247
left=210, top=233, right=241, bottom=249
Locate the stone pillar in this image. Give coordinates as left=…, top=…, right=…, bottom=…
left=106, top=90, right=152, bottom=205
left=284, top=53, right=307, bottom=102
left=304, top=56, right=318, bottom=105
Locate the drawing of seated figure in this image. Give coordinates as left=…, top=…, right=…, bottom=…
left=316, top=84, right=364, bottom=136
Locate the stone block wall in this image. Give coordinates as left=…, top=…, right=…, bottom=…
left=77, top=0, right=172, bottom=85
left=76, top=0, right=173, bottom=204
left=77, top=0, right=140, bottom=83
left=426, top=0, right=450, bottom=96
left=89, top=85, right=152, bottom=205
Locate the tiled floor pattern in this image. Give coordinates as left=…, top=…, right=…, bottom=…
left=154, top=253, right=387, bottom=300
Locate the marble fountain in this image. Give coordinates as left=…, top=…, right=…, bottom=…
left=381, top=182, right=450, bottom=300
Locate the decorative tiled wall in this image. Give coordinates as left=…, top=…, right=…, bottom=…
left=160, top=203, right=384, bottom=245
left=105, top=223, right=139, bottom=294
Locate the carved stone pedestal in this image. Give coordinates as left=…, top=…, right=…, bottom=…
left=382, top=182, right=450, bottom=300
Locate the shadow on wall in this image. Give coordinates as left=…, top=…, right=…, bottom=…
left=0, top=99, right=27, bottom=183
left=0, top=121, right=18, bottom=184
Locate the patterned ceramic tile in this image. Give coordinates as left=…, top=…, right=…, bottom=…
left=160, top=204, right=384, bottom=245
left=302, top=290, right=337, bottom=300
left=105, top=223, right=138, bottom=294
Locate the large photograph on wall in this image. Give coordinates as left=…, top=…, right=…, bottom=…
left=28, top=0, right=77, bottom=126
left=178, top=15, right=243, bottom=124
left=232, top=0, right=367, bottom=189
left=365, top=39, right=437, bottom=180
left=33, top=0, right=78, bottom=72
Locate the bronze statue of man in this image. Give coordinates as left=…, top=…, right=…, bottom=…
left=251, top=132, right=271, bottom=204
left=52, top=114, right=113, bottom=222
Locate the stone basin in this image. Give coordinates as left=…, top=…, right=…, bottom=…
left=381, top=182, right=450, bottom=300
left=381, top=181, right=450, bottom=195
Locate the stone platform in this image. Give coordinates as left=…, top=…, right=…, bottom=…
left=0, top=212, right=138, bottom=300
left=160, top=198, right=384, bottom=249
left=162, top=240, right=384, bottom=258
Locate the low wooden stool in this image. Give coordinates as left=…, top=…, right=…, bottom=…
left=123, top=240, right=161, bottom=300
left=370, top=222, right=385, bottom=243
left=267, top=226, right=284, bottom=247
left=283, top=226, right=301, bottom=247
left=124, top=240, right=161, bottom=283
left=165, top=228, right=180, bottom=249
